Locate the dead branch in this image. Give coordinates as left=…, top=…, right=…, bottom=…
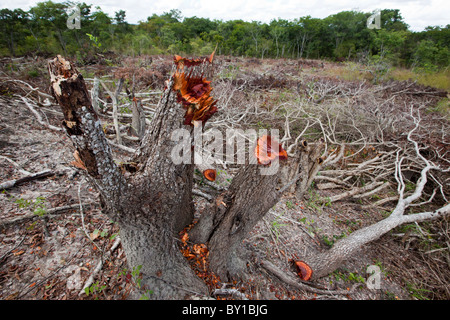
left=21, top=96, right=63, bottom=132
left=107, top=139, right=136, bottom=154
left=0, top=234, right=26, bottom=264
left=48, top=55, right=127, bottom=216
left=320, top=180, right=385, bottom=203
left=193, top=176, right=226, bottom=191
left=0, top=202, right=95, bottom=229
left=3, top=79, right=54, bottom=102
left=304, top=106, right=450, bottom=279
left=259, top=259, right=359, bottom=296
left=0, top=155, right=31, bottom=176
left=192, top=189, right=213, bottom=201
left=0, top=169, right=54, bottom=190
left=100, top=78, right=124, bottom=144
left=213, top=285, right=248, bottom=300
left=79, top=236, right=122, bottom=296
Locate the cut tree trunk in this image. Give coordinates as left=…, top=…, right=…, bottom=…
left=48, top=55, right=206, bottom=299
left=48, top=54, right=291, bottom=298
left=190, top=163, right=284, bottom=281
left=279, top=139, right=325, bottom=199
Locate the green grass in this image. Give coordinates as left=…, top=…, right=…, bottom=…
left=331, top=269, right=366, bottom=285
left=406, top=282, right=432, bottom=300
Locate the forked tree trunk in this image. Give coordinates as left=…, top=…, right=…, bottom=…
left=48, top=54, right=290, bottom=298
left=48, top=55, right=206, bottom=299
left=49, top=54, right=447, bottom=299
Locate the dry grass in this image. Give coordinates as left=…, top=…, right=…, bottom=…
left=320, top=63, right=372, bottom=82
left=320, top=61, right=450, bottom=93
left=388, top=67, right=450, bottom=92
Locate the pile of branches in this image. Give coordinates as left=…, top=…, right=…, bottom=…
left=113, top=56, right=172, bottom=90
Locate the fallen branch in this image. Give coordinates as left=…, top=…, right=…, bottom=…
left=105, top=110, right=152, bottom=125
left=362, top=195, right=399, bottom=209
left=352, top=182, right=390, bottom=199
left=101, top=79, right=124, bottom=144
left=0, top=169, right=54, bottom=190
left=5, top=79, right=54, bottom=101
left=21, top=97, right=63, bottom=132
left=0, top=234, right=26, bottom=264
left=107, top=139, right=136, bottom=154
left=0, top=202, right=95, bottom=229
left=317, top=182, right=342, bottom=190
left=192, top=189, right=213, bottom=201
left=213, top=285, right=248, bottom=300
left=79, top=236, right=121, bottom=296
left=0, top=155, right=31, bottom=175
left=304, top=106, right=450, bottom=279
left=193, top=176, right=226, bottom=191
left=320, top=180, right=385, bottom=203
left=78, top=180, right=101, bottom=254
left=259, top=259, right=359, bottom=295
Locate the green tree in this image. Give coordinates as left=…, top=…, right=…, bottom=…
left=325, top=11, right=374, bottom=59
left=269, top=20, right=285, bottom=58
left=380, top=9, right=409, bottom=31
left=413, top=39, right=449, bottom=71
left=373, top=29, right=409, bottom=65
left=247, top=21, right=263, bottom=56
left=29, top=1, right=71, bottom=55
left=0, top=8, right=29, bottom=56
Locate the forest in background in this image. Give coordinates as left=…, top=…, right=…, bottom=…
left=0, top=1, right=449, bottom=74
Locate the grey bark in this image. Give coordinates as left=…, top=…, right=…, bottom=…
left=279, top=139, right=325, bottom=199
left=190, top=163, right=283, bottom=281
left=305, top=204, right=449, bottom=279
left=48, top=55, right=207, bottom=299
left=91, top=77, right=100, bottom=114
left=131, top=98, right=146, bottom=139
left=49, top=54, right=446, bottom=299
left=0, top=169, right=54, bottom=190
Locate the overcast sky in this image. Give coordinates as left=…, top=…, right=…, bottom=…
left=1, top=0, right=449, bottom=31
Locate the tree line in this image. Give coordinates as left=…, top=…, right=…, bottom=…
left=1, top=1, right=449, bottom=71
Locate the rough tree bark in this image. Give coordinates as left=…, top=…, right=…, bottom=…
left=279, top=138, right=325, bottom=199
left=190, top=163, right=284, bottom=281
left=48, top=52, right=293, bottom=298
left=48, top=55, right=206, bottom=299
